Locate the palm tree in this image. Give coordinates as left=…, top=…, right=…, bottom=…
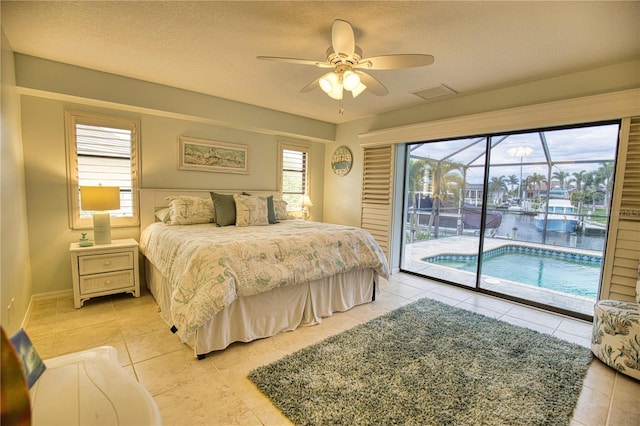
left=525, top=173, right=546, bottom=200
left=407, top=158, right=429, bottom=241
left=426, top=159, right=464, bottom=205
left=407, top=158, right=429, bottom=208
left=552, top=170, right=569, bottom=189
left=570, top=170, right=588, bottom=191
left=507, top=174, right=519, bottom=197
left=489, top=176, right=508, bottom=204
left=595, top=162, right=615, bottom=214
left=425, top=159, right=464, bottom=237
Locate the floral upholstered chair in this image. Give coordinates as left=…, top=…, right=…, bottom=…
left=591, top=264, right=640, bottom=380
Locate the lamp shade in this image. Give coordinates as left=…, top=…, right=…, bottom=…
left=302, top=195, right=314, bottom=207
left=351, top=82, right=367, bottom=98
left=80, top=186, right=120, bottom=211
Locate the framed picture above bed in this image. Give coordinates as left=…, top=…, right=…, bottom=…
left=178, top=136, right=250, bottom=174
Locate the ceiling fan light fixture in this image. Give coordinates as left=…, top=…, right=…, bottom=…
left=351, top=82, right=367, bottom=98
left=342, top=70, right=360, bottom=91
left=319, top=72, right=343, bottom=100
left=328, top=83, right=344, bottom=100
left=319, top=73, right=335, bottom=94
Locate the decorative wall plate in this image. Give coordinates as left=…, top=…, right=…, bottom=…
left=331, top=146, right=353, bottom=176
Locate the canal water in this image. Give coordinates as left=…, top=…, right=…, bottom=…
left=491, top=210, right=605, bottom=252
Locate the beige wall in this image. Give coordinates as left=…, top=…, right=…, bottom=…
left=1, top=31, right=32, bottom=334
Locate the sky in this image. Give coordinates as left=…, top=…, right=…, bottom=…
left=409, top=122, right=620, bottom=185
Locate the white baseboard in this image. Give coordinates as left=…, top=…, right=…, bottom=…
left=31, top=289, right=73, bottom=301
left=23, top=289, right=74, bottom=330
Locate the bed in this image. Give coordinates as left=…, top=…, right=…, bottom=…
left=139, top=189, right=390, bottom=358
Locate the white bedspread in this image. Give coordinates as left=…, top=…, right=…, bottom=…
left=140, top=220, right=390, bottom=341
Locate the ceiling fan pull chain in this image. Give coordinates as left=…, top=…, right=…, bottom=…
left=339, top=98, right=344, bottom=115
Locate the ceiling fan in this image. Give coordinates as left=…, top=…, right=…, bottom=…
left=257, top=19, right=434, bottom=113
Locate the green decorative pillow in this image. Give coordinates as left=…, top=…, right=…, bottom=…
left=165, top=196, right=215, bottom=225
left=265, top=196, right=277, bottom=224
left=210, top=192, right=236, bottom=226
left=234, top=194, right=269, bottom=227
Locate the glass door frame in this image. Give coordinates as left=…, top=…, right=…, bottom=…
left=398, top=120, right=621, bottom=321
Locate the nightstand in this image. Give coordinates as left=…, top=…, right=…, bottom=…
left=69, top=238, right=140, bottom=308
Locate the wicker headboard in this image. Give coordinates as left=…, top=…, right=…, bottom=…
left=139, top=188, right=283, bottom=230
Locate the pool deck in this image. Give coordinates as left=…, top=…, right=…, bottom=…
left=402, top=235, right=598, bottom=317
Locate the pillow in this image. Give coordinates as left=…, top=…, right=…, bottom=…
left=155, top=207, right=171, bottom=223
left=165, top=196, right=214, bottom=225
left=264, top=196, right=278, bottom=224
left=233, top=194, right=269, bottom=227
left=210, top=192, right=236, bottom=226
left=242, top=192, right=277, bottom=224
left=274, top=199, right=295, bottom=220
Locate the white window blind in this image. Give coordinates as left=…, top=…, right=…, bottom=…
left=280, top=144, right=310, bottom=211
left=66, top=111, right=140, bottom=229
left=76, top=124, right=133, bottom=219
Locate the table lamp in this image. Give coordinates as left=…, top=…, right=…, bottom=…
left=302, top=195, right=314, bottom=220
left=80, top=186, right=120, bottom=245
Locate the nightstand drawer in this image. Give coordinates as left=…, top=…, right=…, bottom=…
left=78, top=252, right=134, bottom=275
left=79, top=270, right=135, bottom=294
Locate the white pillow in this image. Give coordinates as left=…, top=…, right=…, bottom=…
left=274, top=199, right=295, bottom=220
left=165, top=196, right=215, bottom=225
left=234, top=194, right=269, bottom=227
left=155, top=207, right=171, bottom=223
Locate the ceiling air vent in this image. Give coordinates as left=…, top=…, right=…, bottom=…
left=411, top=84, right=457, bottom=101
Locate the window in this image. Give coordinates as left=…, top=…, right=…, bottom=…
left=278, top=142, right=310, bottom=212
left=65, top=111, right=140, bottom=229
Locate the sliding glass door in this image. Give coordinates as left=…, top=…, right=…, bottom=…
left=401, top=137, right=488, bottom=288
left=400, top=122, right=620, bottom=317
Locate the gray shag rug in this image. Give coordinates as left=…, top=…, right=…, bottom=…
left=249, top=297, right=592, bottom=426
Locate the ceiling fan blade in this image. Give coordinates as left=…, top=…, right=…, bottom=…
left=355, top=54, right=435, bottom=70
left=256, top=56, right=332, bottom=68
left=356, top=72, right=388, bottom=96
left=300, top=75, right=324, bottom=93
left=332, top=19, right=355, bottom=58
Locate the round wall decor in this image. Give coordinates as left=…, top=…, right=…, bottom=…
left=331, top=146, right=353, bottom=176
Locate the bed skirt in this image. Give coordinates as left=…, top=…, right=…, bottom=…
left=144, top=259, right=376, bottom=357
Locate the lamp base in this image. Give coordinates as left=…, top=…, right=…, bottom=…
left=92, top=211, right=112, bottom=245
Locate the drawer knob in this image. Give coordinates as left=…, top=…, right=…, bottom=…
left=105, top=280, right=112, bottom=285
left=103, top=261, right=112, bottom=266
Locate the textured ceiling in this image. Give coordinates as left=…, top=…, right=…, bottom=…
left=2, top=1, right=639, bottom=124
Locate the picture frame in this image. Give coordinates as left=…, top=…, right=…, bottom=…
left=178, top=136, right=250, bottom=174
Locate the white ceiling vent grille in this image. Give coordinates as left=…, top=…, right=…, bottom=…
left=411, top=84, right=457, bottom=101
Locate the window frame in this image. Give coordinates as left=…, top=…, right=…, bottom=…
left=277, top=141, right=311, bottom=212
left=65, top=110, right=140, bottom=229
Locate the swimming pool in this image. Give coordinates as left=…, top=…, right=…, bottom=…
left=423, top=245, right=601, bottom=298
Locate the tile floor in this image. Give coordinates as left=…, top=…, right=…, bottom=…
left=26, top=272, right=639, bottom=425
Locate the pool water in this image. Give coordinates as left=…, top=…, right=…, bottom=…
left=429, top=251, right=600, bottom=298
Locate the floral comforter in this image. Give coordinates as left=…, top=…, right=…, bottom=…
left=140, top=220, right=390, bottom=341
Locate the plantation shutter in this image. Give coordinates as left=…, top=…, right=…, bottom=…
left=76, top=124, right=134, bottom=219
left=65, top=111, right=140, bottom=229
left=601, top=116, right=640, bottom=301
left=361, top=145, right=394, bottom=264
left=281, top=147, right=308, bottom=212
